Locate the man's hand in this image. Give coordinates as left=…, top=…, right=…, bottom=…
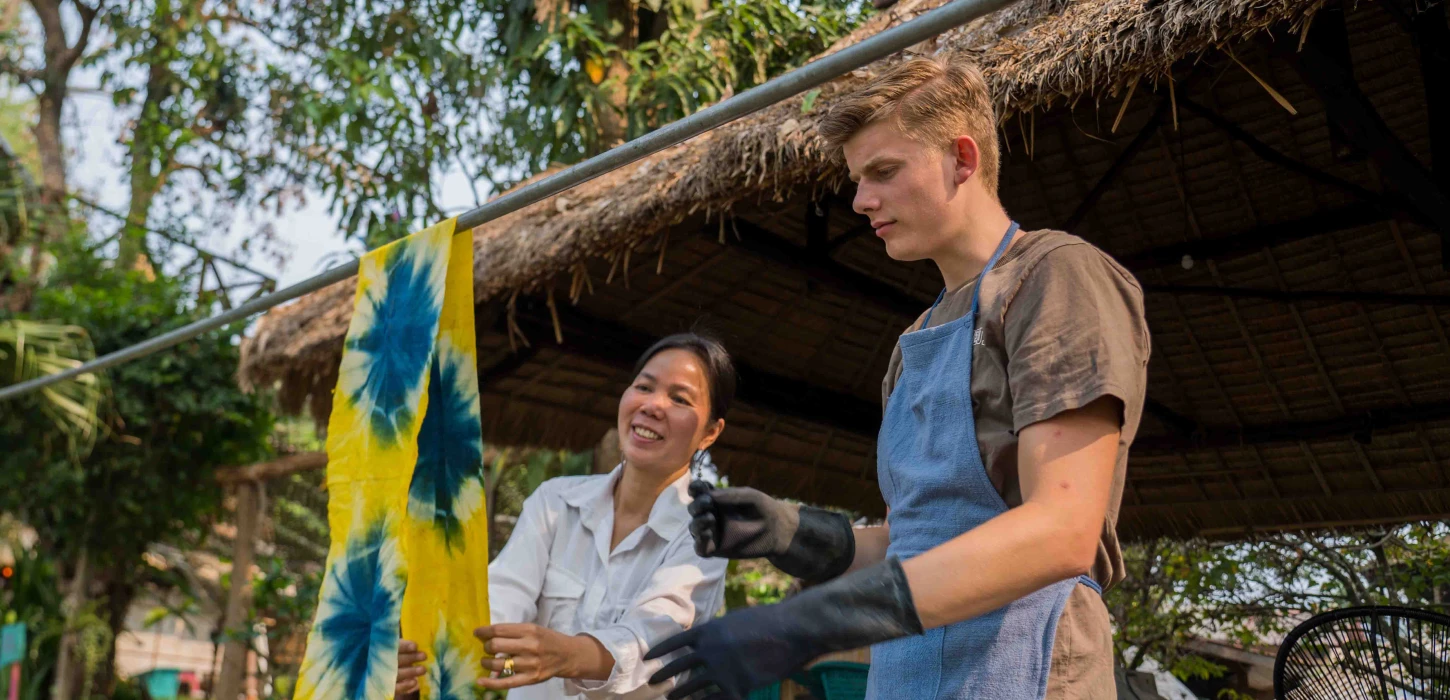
left=474, top=623, right=610, bottom=691
left=687, top=480, right=855, bottom=582
left=395, top=640, right=426, bottom=696
left=646, top=557, right=921, bottom=700
left=686, top=481, right=796, bottom=559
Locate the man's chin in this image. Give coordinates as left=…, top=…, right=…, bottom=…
left=882, top=237, right=925, bottom=263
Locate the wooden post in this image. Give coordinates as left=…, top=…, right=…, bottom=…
left=214, top=481, right=264, bottom=700
left=50, top=546, right=89, bottom=700
left=592, top=428, right=621, bottom=474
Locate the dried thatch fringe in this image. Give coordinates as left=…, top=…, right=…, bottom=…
left=1169, top=76, right=1179, bottom=130
left=1228, top=49, right=1297, bottom=115
left=506, top=290, right=531, bottom=351
left=657, top=230, right=670, bottom=275
left=1112, top=77, right=1138, bottom=133
left=606, top=249, right=621, bottom=285
left=546, top=287, right=563, bottom=344
left=623, top=247, right=633, bottom=289
left=1018, top=111, right=1030, bottom=156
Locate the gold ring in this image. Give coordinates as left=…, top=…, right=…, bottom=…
left=501, top=656, right=515, bottom=678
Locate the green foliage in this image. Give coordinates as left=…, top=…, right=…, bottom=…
left=1108, top=523, right=1450, bottom=683
left=723, top=559, right=791, bottom=612
left=244, top=0, right=495, bottom=249
left=0, top=319, right=102, bottom=457
left=0, top=236, right=274, bottom=574
left=95, top=0, right=286, bottom=262
left=0, top=535, right=64, bottom=700
left=234, top=0, right=865, bottom=249
left=481, top=0, right=866, bottom=187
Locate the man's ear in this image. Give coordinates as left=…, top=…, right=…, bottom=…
left=952, top=135, right=981, bottom=185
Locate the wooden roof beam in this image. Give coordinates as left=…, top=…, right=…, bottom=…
left=1177, top=96, right=1381, bottom=204
left=503, top=295, right=884, bottom=437
left=1408, top=0, right=1449, bottom=190
left=1145, top=283, right=1450, bottom=307
left=1282, top=7, right=1450, bottom=267
left=1060, top=97, right=1172, bottom=232
left=1116, top=199, right=1401, bottom=270
left=721, top=216, right=930, bottom=318
left=1134, top=399, right=1450, bottom=451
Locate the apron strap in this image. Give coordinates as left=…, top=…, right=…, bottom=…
left=919, top=221, right=1020, bottom=330
left=968, top=220, right=1020, bottom=319
left=919, top=288, right=948, bottom=330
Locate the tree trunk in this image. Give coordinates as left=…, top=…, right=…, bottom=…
left=119, top=62, right=174, bottom=266
left=215, top=481, right=264, bottom=700
left=7, top=0, right=96, bottom=311
left=52, top=546, right=90, bottom=700
left=91, top=576, right=138, bottom=699
left=32, top=87, right=65, bottom=210
left=593, top=0, right=636, bottom=151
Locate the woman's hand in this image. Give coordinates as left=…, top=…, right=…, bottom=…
left=395, top=639, right=427, bottom=696
left=474, top=624, right=613, bottom=690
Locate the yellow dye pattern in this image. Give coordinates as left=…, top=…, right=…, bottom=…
left=294, top=219, right=490, bottom=700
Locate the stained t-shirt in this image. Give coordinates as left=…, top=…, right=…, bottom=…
left=880, top=228, right=1149, bottom=699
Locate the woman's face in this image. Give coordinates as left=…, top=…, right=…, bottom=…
left=617, top=348, right=724, bottom=476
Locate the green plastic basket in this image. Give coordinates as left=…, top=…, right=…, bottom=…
left=746, top=683, right=781, bottom=700
left=809, top=661, right=870, bottom=700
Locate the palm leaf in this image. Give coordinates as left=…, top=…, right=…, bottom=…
left=0, top=319, right=103, bottom=456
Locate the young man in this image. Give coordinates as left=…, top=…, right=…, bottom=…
left=644, top=58, right=1149, bottom=699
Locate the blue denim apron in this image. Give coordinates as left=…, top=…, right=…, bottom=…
left=867, top=222, right=1101, bottom=700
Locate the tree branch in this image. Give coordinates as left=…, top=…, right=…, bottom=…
left=57, top=1, right=100, bottom=74
left=0, top=56, right=44, bottom=84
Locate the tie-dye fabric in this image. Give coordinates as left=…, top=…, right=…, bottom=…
left=295, top=219, right=490, bottom=700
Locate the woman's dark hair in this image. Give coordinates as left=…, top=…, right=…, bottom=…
left=631, top=332, right=737, bottom=422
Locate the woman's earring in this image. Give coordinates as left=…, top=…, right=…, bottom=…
left=690, top=449, right=712, bottom=480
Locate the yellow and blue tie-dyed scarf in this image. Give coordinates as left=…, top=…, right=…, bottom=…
left=294, top=219, right=490, bottom=700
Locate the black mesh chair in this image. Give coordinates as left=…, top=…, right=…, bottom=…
left=1274, top=606, right=1450, bottom=700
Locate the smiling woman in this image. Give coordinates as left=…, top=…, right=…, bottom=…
left=395, top=332, right=737, bottom=700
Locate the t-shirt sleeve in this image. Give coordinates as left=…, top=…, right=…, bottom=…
left=1003, top=243, right=1149, bottom=432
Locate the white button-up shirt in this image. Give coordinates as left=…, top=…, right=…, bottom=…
left=487, top=466, right=727, bottom=699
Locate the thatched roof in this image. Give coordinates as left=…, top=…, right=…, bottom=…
left=240, top=0, right=1450, bottom=539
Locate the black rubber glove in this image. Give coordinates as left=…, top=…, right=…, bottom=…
left=645, top=556, right=922, bottom=700
left=687, top=480, right=855, bottom=583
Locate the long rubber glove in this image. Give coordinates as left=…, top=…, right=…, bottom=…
left=644, top=556, right=922, bottom=700
left=687, top=480, right=856, bottom=583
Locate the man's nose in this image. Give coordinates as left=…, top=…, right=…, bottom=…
left=853, top=186, right=876, bottom=215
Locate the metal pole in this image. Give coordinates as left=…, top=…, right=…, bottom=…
left=0, top=0, right=1016, bottom=403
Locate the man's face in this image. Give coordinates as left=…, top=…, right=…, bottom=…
left=844, top=119, right=964, bottom=262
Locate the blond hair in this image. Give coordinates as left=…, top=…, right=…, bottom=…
left=817, top=57, right=1000, bottom=195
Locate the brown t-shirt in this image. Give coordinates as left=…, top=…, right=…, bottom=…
left=880, top=228, right=1149, bottom=698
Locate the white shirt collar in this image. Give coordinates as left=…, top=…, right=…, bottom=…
left=560, top=464, right=693, bottom=544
